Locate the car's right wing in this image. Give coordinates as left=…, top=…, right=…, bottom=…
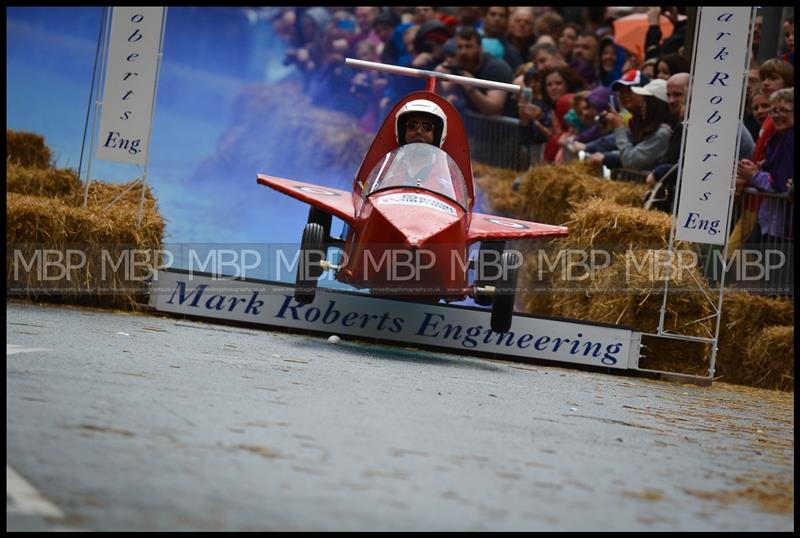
left=257, top=174, right=355, bottom=224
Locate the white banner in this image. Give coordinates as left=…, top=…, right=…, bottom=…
left=96, top=7, right=165, bottom=165
left=675, top=7, right=754, bottom=245
left=149, top=270, right=639, bottom=370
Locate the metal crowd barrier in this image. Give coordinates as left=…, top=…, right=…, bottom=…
left=463, top=111, right=532, bottom=171
left=609, top=167, right=650, bottom=182
left=698, top=188, right=794, bottom=296
left=461, top=112, right=793, bottom=296
left=463, top=111, right=653, bottom=179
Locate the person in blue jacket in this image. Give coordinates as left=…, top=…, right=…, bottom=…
left=598, top=36, right=629, bottom=88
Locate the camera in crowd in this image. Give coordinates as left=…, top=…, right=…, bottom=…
left=594, top=111, right=609, bottom=125
left=523, top=66, right=539, bottom=87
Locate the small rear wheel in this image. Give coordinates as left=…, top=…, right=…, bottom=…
left=295, top=223, right=325, bottom=305
left=490, top=251, right=520, bottom=333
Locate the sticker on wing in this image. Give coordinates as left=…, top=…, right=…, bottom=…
left=467, top=213, right=568, bottom=242
left=257, top=174, right=355, bottom=224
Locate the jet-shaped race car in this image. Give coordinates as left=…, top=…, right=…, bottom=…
left=258, top=59, right=568, bottom=333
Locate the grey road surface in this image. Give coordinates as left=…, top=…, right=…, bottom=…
left=6, top=300, right=794, bottom=531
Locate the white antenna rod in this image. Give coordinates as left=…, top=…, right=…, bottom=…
left=345, top=58, right=521, bottom=94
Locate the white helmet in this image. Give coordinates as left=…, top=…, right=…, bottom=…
left=395, top=99, right=448, bottom=147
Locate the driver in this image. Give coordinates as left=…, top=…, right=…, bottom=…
left=395, top=99, right=448, bottom=146
left=391, top=99, right=455, bottom=196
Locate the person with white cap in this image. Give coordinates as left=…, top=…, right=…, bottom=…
left=586, top=76, right=674, bottom=172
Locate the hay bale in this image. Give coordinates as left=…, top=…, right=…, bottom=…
left=6, top=162, right=82, bottom=199
left=473, top=162, right=521, bottom=216
left=478, top=160, right=793, bottom=388
left=518, top=199, right=675, bottom=319
left=720, top=291, right=794, bottom=336
left=476, top=168, right=655, bottom=321
left=578, top=172, right=647, bottom=209
left=584, top=248, right=714, bottom=374
left=517, top=241, right=559, bottom=316
left=584, top=249, right=714, bottom=334
left=715, top=291, right=794, bottom=389
left=477, top=166, right=664, bottom=322
left=525, top=244, right=714, bottom=373
left=6, top=129, right=52, bottom=169
left=520, top=163, right=646, bottom=224
left=524, top=199, right=676, bottom=321
left=7, top=185, right=164, bottom=310
left=76, top=179, right=153, bottom=209
left=560, top=198, right=673, bottom=251
left=543, top=245, right=599, bottom=321
left=523, top=289, right=552, bottom=316
left=517, top=163, right=581, bottom=224
left=474, top=161, right=649, bottom=226
left=6, top=128, right=166, bottom=310
left=743, top=326, right=794, bottom=391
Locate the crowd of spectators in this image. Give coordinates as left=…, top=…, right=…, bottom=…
left=271, top=6, right=794, bottom=244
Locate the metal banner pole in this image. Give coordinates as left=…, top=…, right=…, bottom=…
left=137, top=7, right=168, bottom=227
left=78, top=7, right=106, bottom=188
left=707, top=8, right=758, bottom=379
left=84, top=7, right=113, bottom=208
left=657, top=8, right=704, bottom=334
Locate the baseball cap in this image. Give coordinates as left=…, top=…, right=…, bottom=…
left=415, top=20, right=453, bottom=45
left=631, top=78, right=668, bottom=103
left=611, top=69, right=651, bottom=90
left=586, top=85, right=613, bottom=110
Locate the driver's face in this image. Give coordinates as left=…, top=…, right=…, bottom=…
left=403, top=113, right=435, bottom=145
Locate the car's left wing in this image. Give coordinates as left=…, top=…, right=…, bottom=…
left=467, top=212, right=568, bottom=243
left=257, top=174, right=355, bottom=224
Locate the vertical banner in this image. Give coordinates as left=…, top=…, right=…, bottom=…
left=674, top=7, right=754, bottom=245
left=96, top=7, right=165, bottom=165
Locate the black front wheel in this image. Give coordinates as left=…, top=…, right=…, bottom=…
left=490, top=251, right=520, bottom=333
left=308, top=207, right=332, bottom=244
left=474, top=240, right=505, bottom=306
left=295, top=222, right=325, bottom=305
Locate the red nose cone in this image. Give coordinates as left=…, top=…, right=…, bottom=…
left=338, top=190, right=469, bottom=301
left=371, top=191, right=460, bottom=247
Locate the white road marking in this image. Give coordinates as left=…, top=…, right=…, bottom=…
left=7, top=344, right=51, bottom=355
left=6, top=464, right=64, bottom=518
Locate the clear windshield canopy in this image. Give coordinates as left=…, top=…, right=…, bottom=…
left=365, top=144, right=468, bottom=208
